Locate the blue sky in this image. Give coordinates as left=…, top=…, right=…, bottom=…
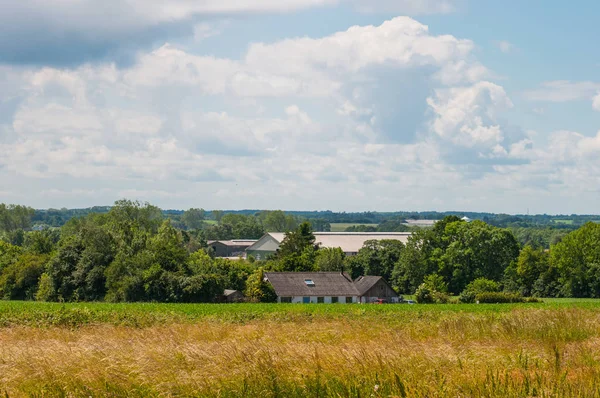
left=0, top=0, right=599, bottom=213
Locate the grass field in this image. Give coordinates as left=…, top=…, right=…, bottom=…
left=3, top=300, right=600, bottom=397
left=330, top=223, right=378, bottom=232
left=553, top=219, right=574, bottom=225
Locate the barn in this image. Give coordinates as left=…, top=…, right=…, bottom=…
left=246, top=232, right=411, bottom=260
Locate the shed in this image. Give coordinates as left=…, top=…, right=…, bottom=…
left=354, top=276, right=400, bottom=303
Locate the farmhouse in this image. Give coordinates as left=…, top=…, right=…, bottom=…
left=208, top=239, right=257, bottom=257
left=246, top=232, right=411, bottom=260
left=263, top=272, right=400, bottom=304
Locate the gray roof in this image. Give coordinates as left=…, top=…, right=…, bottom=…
left=224, top=289, right=242, bottom=296
left=353, top=276, right=383, bottom=295
left=208, top=240, right=257, bottom=247
left=264, top=272, right=359, bottom=297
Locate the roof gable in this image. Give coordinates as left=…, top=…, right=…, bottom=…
left=246, top=233, right=284, bottom=252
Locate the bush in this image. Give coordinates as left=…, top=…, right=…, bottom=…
left=415, top=284, right=434, bottom=304
left=475, top=292, right=535, bottom=303
left=458, top=290, right=476, bottom=304
left=423, top=274, right=448, bottom=293
left=432, top=291, right=450, bottom=304
left=465, top=278, right=500, bottom=295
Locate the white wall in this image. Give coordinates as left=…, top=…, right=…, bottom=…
left=278, top=296, right=357, bottom=303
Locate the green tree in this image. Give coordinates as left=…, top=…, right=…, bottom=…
left=0, top=254, right=49, bottom=300
left=551, top=222, right=600, bottom=297
left=245, top=267, right=276, bottom=303
left=277, top=222, right=316, bottom=258
left=464, top=277, right=499, bottom=295
left=181, top=208, right=205, bottom=230
left=262, top=211, right=297, bottom=232
left=212, top=210, right=224, bottom=222
left=0, top=204, right=35, bottom=232
left=315, top=247, right=345, bottom=272
left=24, top=230, right=59, bottom=255
left=35, top=273, right=55, bottom=301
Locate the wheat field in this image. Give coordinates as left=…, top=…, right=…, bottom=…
left=2, top=303, right=600, bottom=397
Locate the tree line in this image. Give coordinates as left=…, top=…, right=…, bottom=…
left=1, top=201, right=600, bottom=302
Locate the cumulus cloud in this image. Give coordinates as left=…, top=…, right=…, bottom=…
left=0, top=0, right=459, bottom=65
left=2, top=14, right=598, bottom=212
left=427, top=82, right=513, bottom=149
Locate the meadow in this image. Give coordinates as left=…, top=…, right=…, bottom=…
left=3, top=301, right=600, bottom=397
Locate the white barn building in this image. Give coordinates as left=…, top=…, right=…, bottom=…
left=246, top=232, right=411, bottom=260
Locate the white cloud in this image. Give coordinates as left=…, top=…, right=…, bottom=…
left=496, top=40, right=513, bottom=53
left=593, top=93, right=600, bottom=112
left=427, top=82, right=513, bottom=148
left=524, top=80, right=600, bottom=102
left=0, top=0, right=460, bottom=65
left=6, top=15, right=600, bottom=212
left=350, top=0, right=458, bottom=14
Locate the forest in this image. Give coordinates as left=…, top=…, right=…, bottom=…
left=1, top=200, right=600, bottom=302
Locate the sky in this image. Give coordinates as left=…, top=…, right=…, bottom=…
left=1, top=0, right=600, bottom=214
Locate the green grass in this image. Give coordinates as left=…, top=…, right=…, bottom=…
left=553, top=219, right=574, bottom=225
left=203, top=220, right=218, bottom=225
left=1, top=299, right=600, bottom=327
left=330, top=223, right=378, bottom=232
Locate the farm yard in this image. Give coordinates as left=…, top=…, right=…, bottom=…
left=3, top=301, right=600, bottom=397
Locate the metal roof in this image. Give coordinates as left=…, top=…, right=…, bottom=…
left=207, top=240, right=257, bottom=247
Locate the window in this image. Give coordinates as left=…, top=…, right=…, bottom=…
left=331, top=297, right=339, bottom=304
left=346, top=297, right=353, bottom=304
left=281, top=297, right=292, bottom=303
left=317, top=297, right=324, bottom=303
left=304, top=279, right=315, bottom=287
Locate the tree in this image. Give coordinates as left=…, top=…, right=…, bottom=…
left=35, top=273, right=55, bottom=301
left=551, top=222, right=600, bottom=297
left=315, top=247, right=345, bottom=272
left=438, top=220, right=520, bottom=294
left=309, top=219, right=331, bottom=232
left=277, top=222, right=315, bottom=258
left=24, top=230, right=59, bottom=255
left=182, top=208, right=205, bottom=230
left=262, top=211, right=297, bottom=232
left=0, top=254, right=49, bottom=300
left=349, top=240, right=404, bottom=282
left=0, top=204, right=35, bottom=232
left=245, top=268, right=276, bottom=303
left=0, top=241, right=21, bottom=272
left=212, top=210, right=224, bottom=222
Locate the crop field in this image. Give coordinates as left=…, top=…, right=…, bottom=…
left=330, top=223, right=379, bottom=232
left=2, top=301, right=600, bottom=397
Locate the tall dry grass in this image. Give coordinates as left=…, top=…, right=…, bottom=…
left=1, top=307, right=600, bottom=396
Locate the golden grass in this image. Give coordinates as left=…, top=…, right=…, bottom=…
left=2, top=308, right=600, bottom=397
